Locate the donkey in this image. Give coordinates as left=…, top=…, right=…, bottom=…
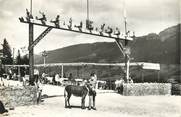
left=64, top=84, right=95, bottom=109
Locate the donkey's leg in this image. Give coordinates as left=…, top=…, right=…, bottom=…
left=65, top=96, right=68, bottom=108
left=81, top=96, right=86, bottom=109
left=92, top=95, right=96, bottom=110
left=67, top=94, right=71, bottom=108
left=64, top=95, right=68, bottom=108
left=64, top=90, right=68, bottom=108
left=81, top=98, right=84, bottom=109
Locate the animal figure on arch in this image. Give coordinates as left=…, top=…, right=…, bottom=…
left=64, top=84, right=96, bottom=109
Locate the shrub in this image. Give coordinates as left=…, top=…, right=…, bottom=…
left=171, top=83, right=181, bottom=95
left=123, top=83, right=171, bottom=96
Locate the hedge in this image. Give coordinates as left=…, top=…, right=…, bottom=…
left=171, top=83, right=181, bottom=95
left=123, top=83, right=171, bottom=96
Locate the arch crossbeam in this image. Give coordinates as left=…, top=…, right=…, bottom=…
left=20, top=20, right=133, bottom=41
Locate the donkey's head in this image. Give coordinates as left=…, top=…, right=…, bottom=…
left=85, top=83, right=96, bottom=96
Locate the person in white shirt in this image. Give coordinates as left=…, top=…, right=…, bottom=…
left=55, top=73, right=60, bottom=85
left=89, top=73, right=97, bottom=89
left=41, top=72, right=46, bottom=84
left=115, top=77, right=125, bottom=94
left=34, top=68, right=39, bottom=86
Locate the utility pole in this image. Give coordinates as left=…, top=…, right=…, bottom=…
left=30, top=0, right=32, bottom=14
left=87, top=0, right=89, bottom=21
left=42, top=50, right=48, bottom=67
left=86, top=0, right=91, bottom=30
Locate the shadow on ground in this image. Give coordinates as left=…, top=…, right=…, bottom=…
left=42, top=94, right=64, bottom=99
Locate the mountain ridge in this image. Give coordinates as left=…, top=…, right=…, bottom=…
left=35, top=24, right=180, bottom=65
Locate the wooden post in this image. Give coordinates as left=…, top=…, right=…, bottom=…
left=43, top=57, right=46, bottom=67
left=126, top=55, right=130, bottom=82
left=157, top=70, right=160, bottom=82
left=87, top=0, right=89, bottom=21
left=18, top=67, right=20, bottom=76
left=29, top=23, right=34, bottom=85
left=61, top=64, right=64, bottom=78
left=77, top=66, right=79, bottom=78
left=30, top=0, right=32, bottom=14
left=141, top=70, right=144, bottom=82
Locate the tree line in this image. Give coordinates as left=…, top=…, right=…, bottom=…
left=0, top=38, right=29, bottom=65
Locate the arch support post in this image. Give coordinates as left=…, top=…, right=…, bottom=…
left=29, top=23, right=34, bottom=85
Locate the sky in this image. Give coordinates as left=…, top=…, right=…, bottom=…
left=0, top=0, right=180, bottom=55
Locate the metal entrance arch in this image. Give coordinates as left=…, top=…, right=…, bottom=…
left=19, top=9, right=133, bottom=85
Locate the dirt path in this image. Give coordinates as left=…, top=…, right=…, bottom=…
left=1, top=84, right=181, bottom=117
left=6, top=93, right=181, bottom=117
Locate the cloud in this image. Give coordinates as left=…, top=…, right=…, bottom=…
left=0, top=10, right=13, bottom=18
left=0, top=0, right=180, bottom=54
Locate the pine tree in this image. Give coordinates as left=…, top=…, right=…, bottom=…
left=2, top=38, right=13, bottom=65
left=16, top=50, right=22, bottom=65
left=22, top=54, right=29, bottom=65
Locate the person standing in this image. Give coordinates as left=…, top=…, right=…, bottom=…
left=34, top=68, right=39, bottom=86
left=33, top=69, right=42, bottom=104
left=68, top=73, right=75, bottom=85
left=7, top=68, right=12, bottom=80
left=0, top=67, right=5, bottom=86
left=88, top=72, right=97, bottom=110
left=89, top=73, right=97, bottom=89
left=55, top=73, right=60, bottom=85
left=41, top=72, right=47, bottom=84
left=68, top=73, right=73, bottom=81
left=119, top=77, right=125, bottom=94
